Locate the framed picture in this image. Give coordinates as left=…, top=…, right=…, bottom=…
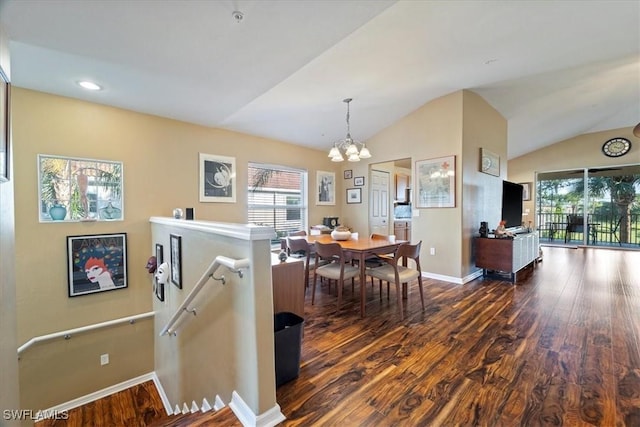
left=154, top=243, right=164, bottom=301
left=316, top=171, right=335, bottom=205
left=199, top=153, right=236, bottom=203
left=354, top=176, right=365, bottom=186
left=520, top=182, right=532, bottom=201
left=67, top=233, right=128, bottom=297
left=0, top=66, right=9, bottom=183
left=170, top=234, right=182, bottom=289
left=344, top=169, right=352, bottom=179
left=155, top=278, right=165, bottom=302
left=415, top=156, right=456, bottom=208
left=38, top=155, right=123, bottom=222
left=346, top=188, right=362, bottom=204
left=480, top=148, right=500, bottom=177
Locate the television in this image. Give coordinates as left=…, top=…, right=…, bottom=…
left=501, top=180, right=524, bottom=231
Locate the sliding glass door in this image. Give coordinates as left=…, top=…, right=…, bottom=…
left=536, top=164, right=640, bottom=248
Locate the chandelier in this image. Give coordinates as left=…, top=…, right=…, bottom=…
left=328, top=98, right=371, bottom=162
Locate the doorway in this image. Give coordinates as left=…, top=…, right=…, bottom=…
left=368, top=158, right=412, bottom=237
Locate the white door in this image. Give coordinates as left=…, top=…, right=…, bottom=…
left=369, top=169, right=390, bottom=235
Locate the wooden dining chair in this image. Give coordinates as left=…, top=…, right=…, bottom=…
left=311, top=241, right=360, bottom=310
left=286, top=237, right=328, bottom=289
left=366, top=241, right=424, bottom=320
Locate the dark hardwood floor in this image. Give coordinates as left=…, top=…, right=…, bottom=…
left=276, top=246, right=640, bottom=426
left=35, top=246, right=639, bottom=426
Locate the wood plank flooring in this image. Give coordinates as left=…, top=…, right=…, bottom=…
left=34, top=246, right=639, bottom=426
left=276, top=246, right=640, bottom=426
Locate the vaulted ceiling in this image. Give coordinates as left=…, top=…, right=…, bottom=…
left=1, top=0, right=638, bottom=159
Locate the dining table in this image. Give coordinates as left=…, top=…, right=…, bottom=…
left=296, top=234, right=407, bottom=317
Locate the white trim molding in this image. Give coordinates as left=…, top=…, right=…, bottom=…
left=36, top=372, right=166, bottom=419
left=229, top=391, right=286, bottom=427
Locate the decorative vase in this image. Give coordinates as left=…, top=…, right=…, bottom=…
left=49, top=204, right=67, bottom=220
left=331, top=229, right=352, bottom=241
left=278, top=250, right=288, bottom=262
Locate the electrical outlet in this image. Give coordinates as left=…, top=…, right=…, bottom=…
left=100, top=353, right=109, bottom=366
left=430, top=247, right=436, bottom=255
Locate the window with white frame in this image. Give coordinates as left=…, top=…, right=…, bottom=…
left=248, top=163, right=307, bottom=244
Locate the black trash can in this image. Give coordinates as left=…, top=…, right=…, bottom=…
left=274, top=312, right=304, bottom=387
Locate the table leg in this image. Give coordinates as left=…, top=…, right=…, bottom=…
left=359, top=253, right=366, bottom=318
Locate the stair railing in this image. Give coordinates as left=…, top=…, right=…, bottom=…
left=159, top=255, right=250, bottom=337
left=17, top=311, right=155, bottom=356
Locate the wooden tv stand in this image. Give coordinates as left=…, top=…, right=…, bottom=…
left=475, top=232, right=540, bottom=283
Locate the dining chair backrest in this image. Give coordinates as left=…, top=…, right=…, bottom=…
left=286, top=237, right=310, bottom=259
left=370, top=233, right=390, bottom=240
left=288, top=230, right=307, bottom=237
left=394, top=240, right=422, bottom=268
left=314, top=241, right=344, bottom=262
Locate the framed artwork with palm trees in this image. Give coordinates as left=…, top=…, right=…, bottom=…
left=38, top=154, right=123, bottom=222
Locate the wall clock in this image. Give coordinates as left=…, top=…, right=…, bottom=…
left=602, top=137, right=631, bottom=157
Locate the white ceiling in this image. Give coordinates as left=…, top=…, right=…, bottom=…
left=1, top=0, right=638, bottom=159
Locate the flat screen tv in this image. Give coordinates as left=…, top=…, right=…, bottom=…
left=501, top=180, right=524, bottom=230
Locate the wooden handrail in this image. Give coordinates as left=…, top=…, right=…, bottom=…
left=159, top=256, right=250, bottom=337
left=18, top=311, right=155, bottom=356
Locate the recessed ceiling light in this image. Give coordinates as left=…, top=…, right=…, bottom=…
left=77, top=81, right=102, bottom=91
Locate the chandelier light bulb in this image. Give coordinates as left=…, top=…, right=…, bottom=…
left=326, top=98, right=371, bottom=162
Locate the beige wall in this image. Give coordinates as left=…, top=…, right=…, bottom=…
left=151, top=219, right=277, bottom=417
left=12, top=88, right=339, bottom=410
left=508, top=127, right=639, bottom=228
left=341, top=90, right=507, bottom=281
left=0, top=24, right=21, bottom=426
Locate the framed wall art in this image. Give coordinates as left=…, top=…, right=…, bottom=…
left=170, top=234, right=182, bottom=289
left=67, top=233, right=128, bottom=297
left=520, top=182, right=532, bottom=201
left=316, top=171, right=335, bottom=205
left=346, top=188, right=362, bottom=204
left=0, top=66, right=10, bottom=183
left=344, top=169, right=352, bottom=179
left=38, top=155, right=123, bottom=222
left=480, top=148, right=500, bottom=177
left=199, top=153, right=236, bottom=203
left=415, top=156, right=456, bottom=208
left=154, top=243, right=165, bottom=301
left=354, top=176, right=364, bottom=186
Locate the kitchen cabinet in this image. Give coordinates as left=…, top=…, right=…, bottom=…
left=394, top=220, right=411, bottom=241
left=395, top=173, right=410, bottom=202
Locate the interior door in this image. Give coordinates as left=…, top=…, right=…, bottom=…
left=369, top=169, right=390, bottom=235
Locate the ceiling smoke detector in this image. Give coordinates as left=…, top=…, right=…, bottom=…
left=232, top=11, right=244, bottom=23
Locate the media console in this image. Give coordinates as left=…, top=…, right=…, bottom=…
left=475, top=232, right=540, bottom=283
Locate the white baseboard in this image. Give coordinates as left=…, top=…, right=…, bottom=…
left=421, top=269, right=483, bottom=285
left=39, top=372, right=160, bottom=417
left=229, top=390, right=286, bottom=427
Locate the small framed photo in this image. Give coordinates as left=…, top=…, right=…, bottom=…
left=154, top=243, right=164, bottom=301
left=170, top=234, right=182, bottom=289
left=520, top=182, right=532, bottom=201
left=316, top=171, right=336, bottom=205
left=346, top=188, right=362, bottom=204
left=344, top=170, right=352, bottom=179
left=155, top=243, right=164, bottom=264
left=480, top=148, right=500, bottom=177
left=67, top=233, right=128, bottom=297
left=354, top=176, right=365, bottom=186
left=155, top=280, right=165, bottom=302
left=199, top=153, right=236, bottom=203
left=0, top=66, right=10, bottom=183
